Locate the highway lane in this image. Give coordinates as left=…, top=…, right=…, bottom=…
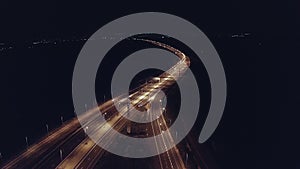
left=74, top=109, right=131, bottom=169
left=34, top=101, right=119, bottom=169
left=149, top=96, right=186, bottom=169
left=56, top=107, right=128, bottom=169
left=58, top=93, right=156, bottom=169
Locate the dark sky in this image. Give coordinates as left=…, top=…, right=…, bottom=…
left=0, top=0, right=299, bottom=169
left=0, top=0, right=299, bottom=41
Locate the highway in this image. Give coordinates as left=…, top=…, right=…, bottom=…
left=1, top=39, right=217, bottom=169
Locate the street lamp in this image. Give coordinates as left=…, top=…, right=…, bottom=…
left=46, top=124, right=49, bottom=135
left=59, top=149, right=63, bottom=161
left=84, top=126, right=89, bottom=136
left=0, top=152, right=3, bottom=162
left=60, top=116, right=64, bottom=125
left=25, top=136, right=29, bottom=148
left=185, top=152, right=189, bottom=166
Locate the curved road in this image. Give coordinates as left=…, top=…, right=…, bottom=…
left=1, top=39, right=216, bottom=169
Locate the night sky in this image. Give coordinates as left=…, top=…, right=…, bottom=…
left=0, top=0, right=299, bottom=169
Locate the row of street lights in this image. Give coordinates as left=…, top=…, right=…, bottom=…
left=23, top=115, right=65, bottom=150
left=8, top=101, right=96, bottom=163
